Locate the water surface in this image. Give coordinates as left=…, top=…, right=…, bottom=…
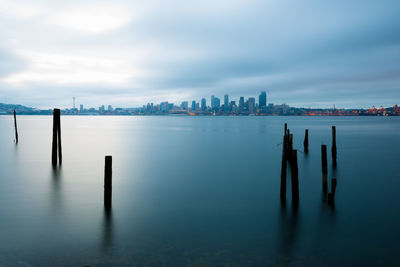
left=0, top=116, right=399, bottom=266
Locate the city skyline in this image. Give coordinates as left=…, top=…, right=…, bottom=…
left=0, top=0, right=399, bottom=108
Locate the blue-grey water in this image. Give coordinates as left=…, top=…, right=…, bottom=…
left=0, top=116, right=399, bottom=266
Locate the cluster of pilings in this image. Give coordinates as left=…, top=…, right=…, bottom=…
left=280, top=123, right=338, bottom=206
left=280, top=123, right=299, bottom=204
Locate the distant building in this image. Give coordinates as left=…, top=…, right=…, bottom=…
left=108, top=105, right=113, bottom=112
left=239, top=97, right=244, bottom=113
left=181, top=101, right=188, bottom=110
left=259, top=91, right=267, bottom=109
left=224, top=94, right=229, bottom=113
left=248, top=97, right=255, bottom=114
left=99, top=105, right=105, bottom=112
left=79, top=104, right=83, bottom=112
left=201, top=98, right=206, bottom=111
left=160, top=102, right=169, bottom=113
left=192, top=100, right=196, bottom=111
left=213, top=97, right=220, bottom=112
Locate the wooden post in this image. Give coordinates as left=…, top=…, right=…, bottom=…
left=291, top=149, right=299, bottom=203
left=280, top=135, right=287, bottom=202
left=13, top=110, right=18, bottom=144
left=321, top=145, right=328, bottom=191
left=284, top=123, right=287, bottom=136
left=303, top=129, right=308, bottom=152
left=288, top=134, right=293, bottom=158
left=57, top=111, right=62, bottom=165
left=51, top=109, right=62, bottom=166
left=104, top=156, right=112, bottom=208
left=332, top=126, right=337, bottom=166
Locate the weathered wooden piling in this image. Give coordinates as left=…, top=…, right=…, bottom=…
left=284, top=123, right=287, bottom=136
left=331, top=126, right=337, bottom=165
left=291, top=150, right=299, bottom=203
left=321, top=145, right=328, bottom=191
left=13, top=110, right=18, bottom=144
left=280, top=135, right=287, bottom=202
left=51, top=109, right=62, bottom=166
left=303, top=129, right=308, bottom=152
left=328, top=178, right=337, bottom=204
left=104, top=156, right=112, bottom=208
left=288, top=134, right=293, bottom=156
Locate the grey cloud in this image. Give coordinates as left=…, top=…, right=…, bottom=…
left=0, top=0, right=399, bottom=108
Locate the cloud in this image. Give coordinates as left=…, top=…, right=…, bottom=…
left=48, top=3, right=132, bottom=34
left=0, top=0, right=399, bottom=108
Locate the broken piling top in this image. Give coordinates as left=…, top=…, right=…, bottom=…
left=104, top=156, right=112, bottom=188
left=52, top=108, right=62, bottom=166
left=13, top=110, right=18, bottom=144
left=304, top=129, right=309, bottom=151
left=104, top=155, right=112, bottom=208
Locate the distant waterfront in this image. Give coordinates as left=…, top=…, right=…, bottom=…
left=1, top=102, right=400, bottom=116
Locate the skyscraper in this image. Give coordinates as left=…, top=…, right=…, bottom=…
left=224, top=94, right=229, bottom=113
left=213, top=97, right=220, bottom=112
left=239, top=97, right=244, bottom=113
left=259, top=91, right=267, bottom=108
left=192, top=100, right=196, bottom=111
left=201, top=98, right=206, bottom=111
left=248, top=97, right=256, bottom=114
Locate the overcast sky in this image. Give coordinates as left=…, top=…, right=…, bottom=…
left=0, top=0, right=399, bottom=109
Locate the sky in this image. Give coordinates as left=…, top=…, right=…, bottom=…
left=0, top=0, right=399, bottom=109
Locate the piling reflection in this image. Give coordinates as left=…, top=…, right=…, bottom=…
left=276, top=202, right=300, bottom=263
left=102, top=206, right=114, bottom=250
left=50, top=166, right=63, bottom=211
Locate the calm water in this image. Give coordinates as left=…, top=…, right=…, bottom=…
left=0, top=116, right=399, bottom=266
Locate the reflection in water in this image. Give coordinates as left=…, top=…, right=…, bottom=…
left=276, top=202, right=300, bottom=264
left=102, top=206, right=113, bottom=250
left=50, top=166, right=63, bottom=212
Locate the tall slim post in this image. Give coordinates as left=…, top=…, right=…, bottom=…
left=332, top=126, right=337, bottom=166
left=303, top=129, right=308, bottom=152
left=284, top=123, right=287, bottom=136
left=291, top=150, right=299, bottom=203
left=280, top=135, right=287, bottom=202
left=13, top=110, right=18, bottom=144
left=52, top=109, right=62, bottom=166
left=52, top=109, right=58, bottom=166
left=321, top=145, right=328, bottom=191
left=104, top=156, right=112, bottom=209
left=57, top=113, right=62, bottom=165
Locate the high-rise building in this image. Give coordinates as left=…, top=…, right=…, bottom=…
left=108, top=105, right=113, bottom=112
left=181, top=101, right=188, bottom=110
left=160, top=102, right=169, bottom=113
left=248, top=97, right=256, bottom=114
left=224, top=94, right=229, bottom=113
left=192, top=100, right=196, bottom=111
left=239, top=97, right=244, bottom=113
left=259, top=91, right=267, bottom=109
left=201, top=98, right=206, bottom=111
left=213, top=97, right=221, bottom=112
left=211, top=95, right=215, bottom=109
left=79, top=104, right=83, bottom=112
